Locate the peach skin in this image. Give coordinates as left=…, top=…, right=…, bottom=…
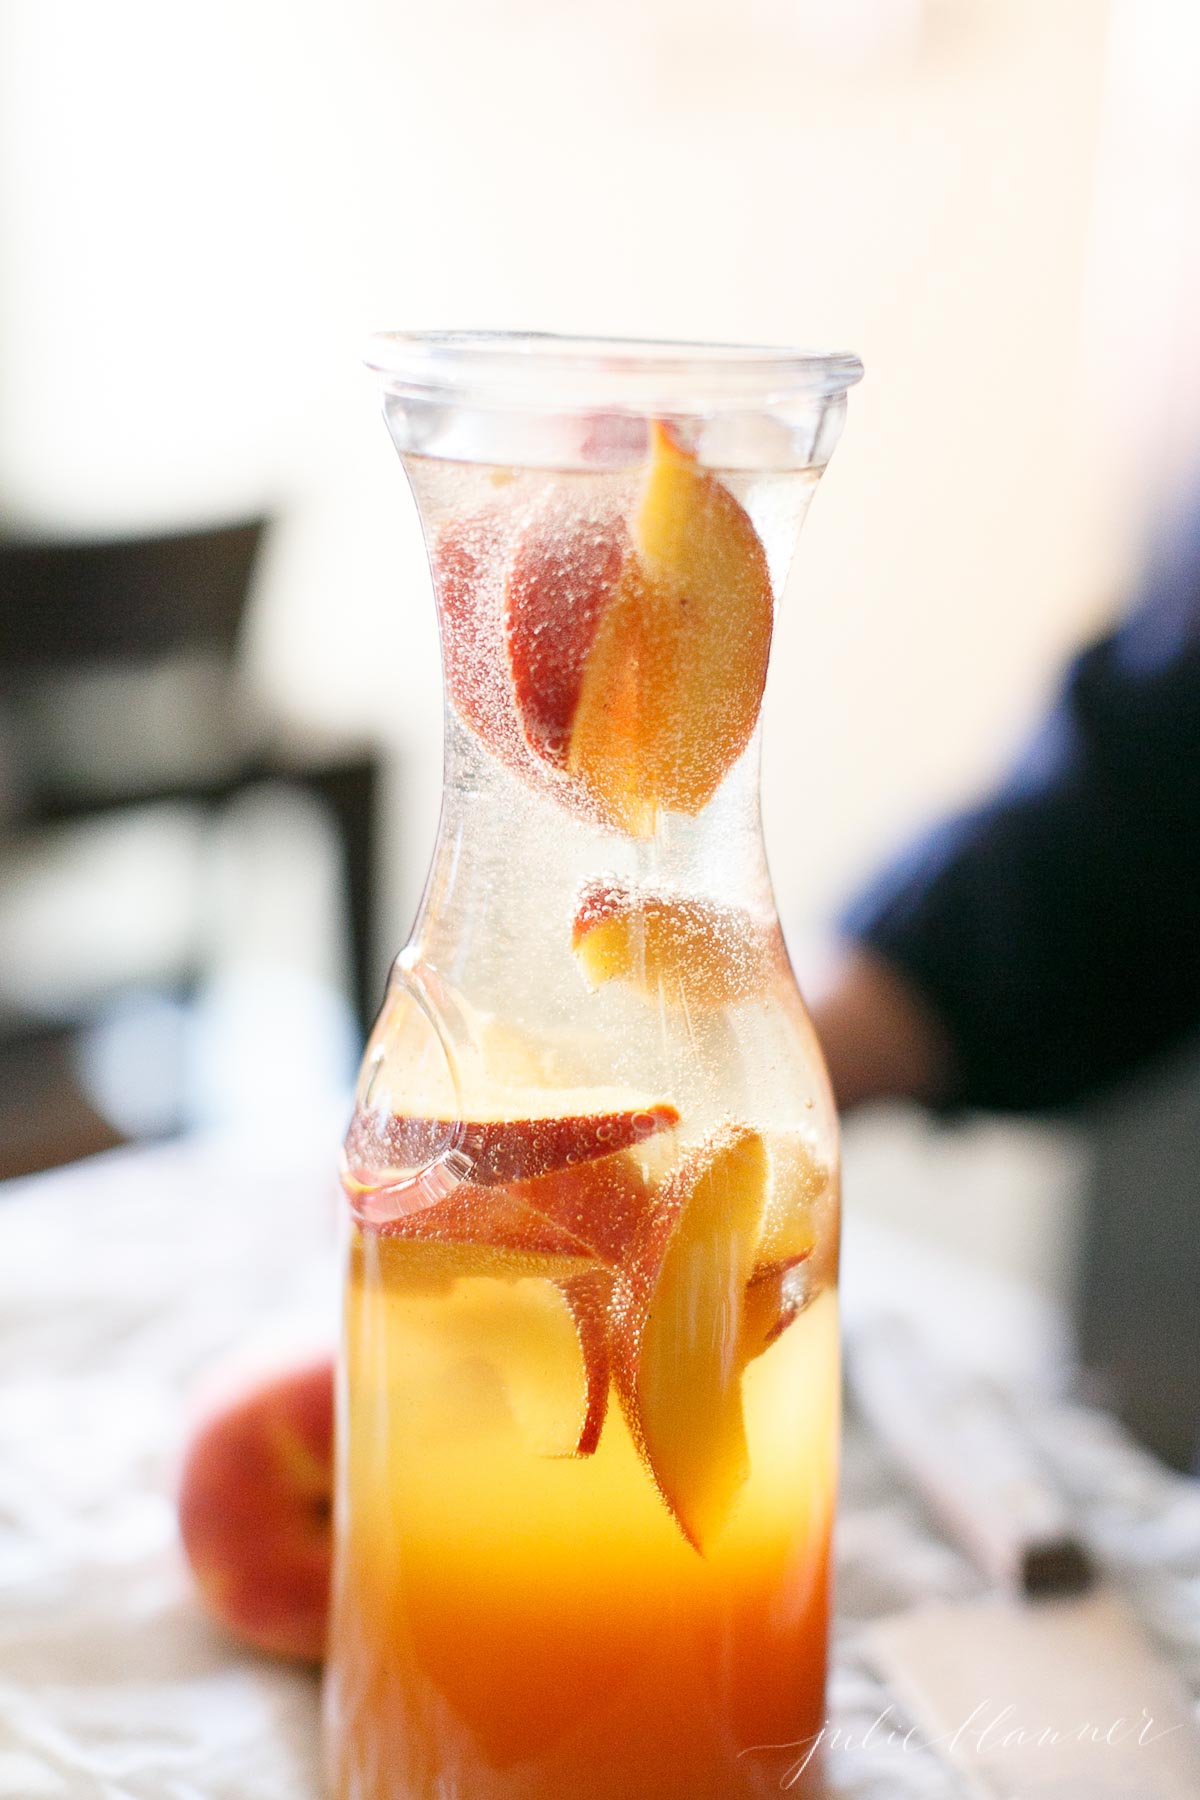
left=572, top=877, right=775, bottom=1007
left=179, top=1359, right=333, bottom=1662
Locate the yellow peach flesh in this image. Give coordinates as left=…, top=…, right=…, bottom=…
left=504, top=424, right=774, bottom=837
left=613, top=1125, right=770, bottom=1551
left=571, top=878, right=774, bottom=1007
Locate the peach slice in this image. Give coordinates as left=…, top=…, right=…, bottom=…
left=613, top=421, right=774, bottom=817
left=758, top=1132, right=832, bottom=1268
left=381, top=1182, right=590, bottom=1254
left=572, top=877, right=775, bottom=1008
left=433, top=506, right=530, bottom=776
left=369, top=1271, right=604, bottom=1459
left=350, top=1151, right=658, bottom=1456
left=612, top=1125, right=769, bottom=1551
left=357, top=1142, right=659, bottom=1267
left=504, top=1277, right=606, bottom=1458
left=503, top=1146, right=660, bottom=1268
left=740, top=1260, right=804, bottom=1364
left=352, top=1219, right=609, bottom=1459
left=345, top=1089, right=679, bottom=1191
left=503, top=486, right=633, bottom=767
left=433, top=503, right=607, bottom=821
left=363, top=1151, right=657, bottom=1453
left=503, top=425, right=774, bottom=835
left=503, top=485, right=655, bottom=834
left=559, top=1269, right=614, bottom=1457
left=735, top=1135, right=834, bottom=1357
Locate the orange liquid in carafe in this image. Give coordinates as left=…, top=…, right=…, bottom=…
left=326, top=1229, right=837, bottom=1800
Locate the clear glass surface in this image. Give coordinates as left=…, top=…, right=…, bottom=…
left=325, top=333, right=861, bottom=1800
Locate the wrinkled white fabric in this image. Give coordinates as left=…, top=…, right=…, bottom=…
left=1, top=1134, right=1197, bottom=1799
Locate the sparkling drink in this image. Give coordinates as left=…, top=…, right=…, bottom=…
left=325, top=335, right=862, bottom=1799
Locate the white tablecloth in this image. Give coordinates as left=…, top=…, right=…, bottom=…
left=2, top=1131, right=1199, bottom=1798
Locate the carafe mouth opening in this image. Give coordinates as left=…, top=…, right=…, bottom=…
left=366, top=331, right=863, bottom=410
left=365, top=331, right=863, bottom=470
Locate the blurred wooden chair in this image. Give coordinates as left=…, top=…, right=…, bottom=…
left=0, top=519, right=383, bottom=1172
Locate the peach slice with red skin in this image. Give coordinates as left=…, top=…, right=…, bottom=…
left=351, top=1222, right=607, bottom=1459
left=503, top=424, right=774, bottom=835
left=740, top=1259, right=806, bottom=1363
left=352, top=1257, right=606, bottom=1461
left=758, top=1133, right=831, bottom=1268
left=344, top=1090, right=679, bottom=1190
left=432, top=506, right=529, bottom=776
left=612, top=422, right=774, bottom=818
left=612, top=1125, right=770, bottom=1551
left=348, top=1142, right=665, bottom=1457
left=504, top=1147, right=660, bottom=1268
left=370, top=1185, right=594, bottom=1264
left=503, top=487, right=632, bottom=766
left=346, top=1091, right=826, bottom=1516
left=559, top=1269, right=614, bottom=1456
left=572, top=877, right=775, bottom=1008
left=343, top=1073, right=676, bottom=1463
left=357, top=1142, right=661, bottom=1271
left=736, top=1134, right=832, bottom=1354
left=350, top=1223, right=603, bottom=1458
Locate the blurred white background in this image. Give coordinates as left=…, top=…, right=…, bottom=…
left=2, top=0, right=1199, bottom=1298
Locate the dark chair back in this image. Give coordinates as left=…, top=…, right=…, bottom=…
left=0, top=519, right=266, bottom=669
left=0, top=514, right=383, bottom=1039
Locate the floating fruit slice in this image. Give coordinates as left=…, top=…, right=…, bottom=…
left=351, top=1221, right=609, bottom=1457
left=346, top=1089, right=679, bottom=1189
left=740, top=1260, right=803, bottom=1364
left=618, top=422, right=774, bottom=818
left=349, top=1226, right=590, bottom=1308
left=612, top=1125, right=770, bottom=1551
left=504, top=487, right=633, bottom=767
left=734, top=1134, right=835, bottom=1355
left=433, top=506, right=529, bottom=776
left=504, top=1146, right=660, bottom=1268
left=503, top=425, right=774, bottom=836
left=571, top=877, right=775, bottom=1008
left=363, top=1270, right=600, bottom=1459
left=371, top=1182, right=592, bottom=1261
left=375, top=1155, right=654, bottom=1452
left=558, top=557, right=659, bottom=837
left=352, top=1151, right=655, bottom=1454
left=758, top=1132, right=831, bottom=1268
left=559, top=1269, right=614, bottom=1457
left=502, top=486, right=654, bottom=834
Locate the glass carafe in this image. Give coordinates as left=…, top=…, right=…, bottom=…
left=325, top=333, right=863, bottom=1800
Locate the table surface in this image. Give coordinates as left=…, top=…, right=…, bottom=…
left=2, top=1129, right=1199, bottom=1799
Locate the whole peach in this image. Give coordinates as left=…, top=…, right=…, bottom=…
left=178, top=1357, right=334, bottom=1662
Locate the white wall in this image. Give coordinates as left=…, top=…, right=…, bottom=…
left=1083, top=0, right=1200, bottom=508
